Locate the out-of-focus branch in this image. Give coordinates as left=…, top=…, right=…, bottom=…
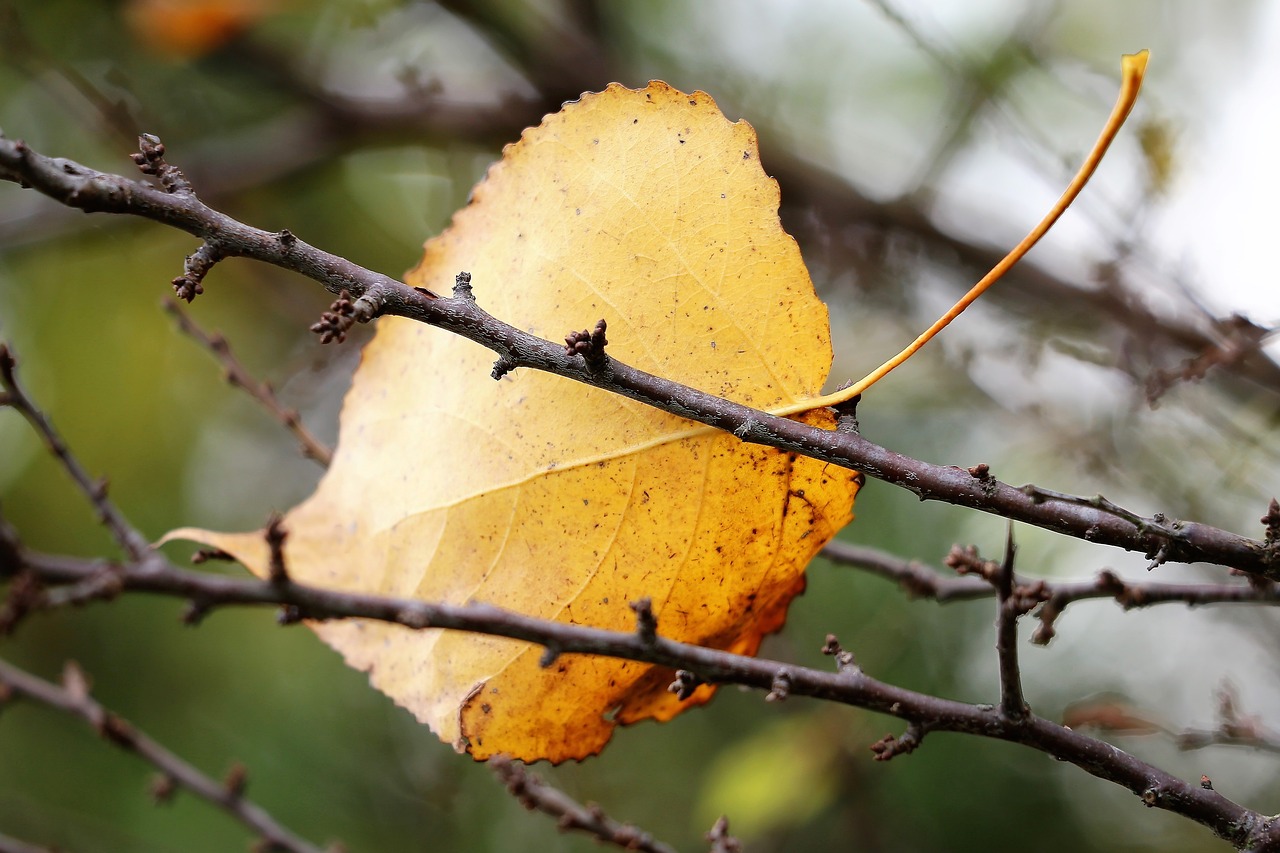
left=0, top=658, right=328, bottom=853
left=1177, top=685, right=1280, bottom=757
left=163, top=300, right=333, bottom=466
left=490, top=756, right=677, bottom=853
left=0, top=344, right=158, bottom=567
left=705, top=816, right=742, bottom=853
left=0, top=137, right=1272, bottom=578
left=822, top=540, right=1280, bottom=644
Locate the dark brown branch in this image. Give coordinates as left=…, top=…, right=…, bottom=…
left=0, top=137, right=1271, bottom=579
left=0, top=658, right=326, bottom=853
left=5, top=543, right=1279, bottom=849
left=821, top=540, right=1280, bottom=644
left=163, top=300, right=333, bottom=466
left=490, top=756, right=676, bottom=853
left=993, top=529, right=1028, bottom=721
left=0, top=344, right=157, bottom=567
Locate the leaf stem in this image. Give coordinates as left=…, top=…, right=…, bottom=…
left=786, top=50, right=1150, bottom=412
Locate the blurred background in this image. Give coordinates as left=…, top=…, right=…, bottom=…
left=2, top=1, right=1279, bottom=850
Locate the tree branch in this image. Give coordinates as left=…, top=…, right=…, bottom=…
left=993, top=529, right=1029, bottom=721
left=2, top=538, right=1277, bottom=849
left=0, top=344, right=158, bottom=567
left=0, top=135, right=1272, bottom=578
left=162, top=300, right=333, bottom=466
left=490, top=756, right=677, bottom=853
left=822, top=540, right=1280, bottom=644
left=0, top=658, right=327, bottom=853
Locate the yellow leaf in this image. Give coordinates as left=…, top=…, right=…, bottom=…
left=167, top=81, right=862, bottom=762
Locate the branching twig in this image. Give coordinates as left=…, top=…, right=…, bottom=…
left=4, top=541, right=1279, bottom=849
left=0, top=137, right=1272, bottom=578
left=0, top=658, right=327, bottom=853
left=821, top=540, right=1280, bottom=644
left=490, top=756, right=677, bottom=853
left=163, top=300, right=334, bottom=466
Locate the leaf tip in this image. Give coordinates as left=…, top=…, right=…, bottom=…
left=1122, top=49, right=1150, bottom=81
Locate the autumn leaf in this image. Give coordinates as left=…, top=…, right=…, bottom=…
left=125, top=0, right=281, bottom=59
left=168, top=81, right=863, bottom=762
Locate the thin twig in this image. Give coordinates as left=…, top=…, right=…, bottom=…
left=821, top=540, right=1280, bottom=644
left=163, top=300, right=333, bottom=466
left=490, top=756, right=677, bottom=853
left=0, top=658, right=327, bottom=853
left=0, top=137, right=1272, bottom=579
left=993, top=527, right=1028, bottom=721
left=0, top=344, right=157, bottom=566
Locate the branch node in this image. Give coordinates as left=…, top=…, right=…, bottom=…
left=0, top=569, right=44, bottom=635
left=264, top=513, right=289, bottom=585
left=821, top=633, right=859, bottom=673
left=1262, top=498, right=1280, bottom=564
left=870, top=722, right=924, bottom=761
left=833, top=392, right=860, bottom=435
left=706, top=816, right=742, bottom=853
left=150, top=772, right=178, bottom=804
left=539, top=644, right=562, bottom=668
left=396, top=606, right=431, bottom=630
left=171, top=242, right=224, bottom=302
left=1141, top=785, right=1161, bottom=807
left=1201, top=775, right=1214, bottom=790
left=277, top=604, right=304, bottom=626
left=181, top=599, right=211, bottom=626
left=223, top=762, right=248, bottom=800
left=62, top=660, right=91, bottom=702
left=491, top=354, right=518, bottom=380
left=452, top=271, right=475, bottom=301
left=668, top=669, right=702, bottom=701
left=765, top=668, right=792, bottom=703
left=310, top=290, right=358, bottom=344
left=132, top=133, right=193, bottom=194
left=277, top=229, right=297, bottom=248
left=564, top=319, right=609, bottom=372
left=629, top=597, right=657, bottom=646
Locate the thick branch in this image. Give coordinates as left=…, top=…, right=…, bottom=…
left=0, top=136, right=1271, bottom=577
left=4, top=544, right=1278, bottom=849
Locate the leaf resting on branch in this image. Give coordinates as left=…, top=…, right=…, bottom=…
left=166, top=82, right=863, bottom=763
